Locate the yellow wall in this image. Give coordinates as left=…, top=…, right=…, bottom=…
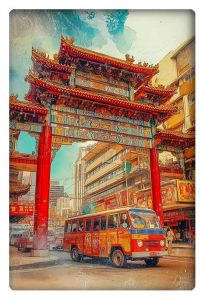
left=179, top=76, right=195, bottom=96
left=165, top=99, right=184, bottom=129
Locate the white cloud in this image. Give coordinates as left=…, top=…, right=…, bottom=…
left=125, top=10, right=194, bottom=64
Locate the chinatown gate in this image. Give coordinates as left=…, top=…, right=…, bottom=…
left=10, top=36, right=178, bottom=256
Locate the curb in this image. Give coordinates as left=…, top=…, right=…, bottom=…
left=167, top=255, right=195, bottom=259
left=10, top=258, right=69, bottom=271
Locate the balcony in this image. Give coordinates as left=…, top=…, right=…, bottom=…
left=85, top=148, right=122, bottom=173
left=85, top=158, right=123, bottom=186
left=85, top=172, right=124, bottom=197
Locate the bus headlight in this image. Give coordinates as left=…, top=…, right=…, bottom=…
left=137, top=240, right=143, bottom=247
left=160, top=240, right=165, bottom=247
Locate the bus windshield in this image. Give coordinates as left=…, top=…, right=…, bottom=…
left=129, top=210, right=161, bottom=229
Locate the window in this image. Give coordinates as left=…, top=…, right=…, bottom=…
left=65, top=221, right=72, bottom=232
left=71, top=220, right=78, bottom=232
left=119, top=212, right=130, bottom=229
left=85, top=218, right=92, bottom=232
left=78, top=219, right=84, bottom=232
left=108, top=214, right=119, bottom=229
left=93, top=217, right=100, bottom=231
left=101, top=216, right=106, bottom=230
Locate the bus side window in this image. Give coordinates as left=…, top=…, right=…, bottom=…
left=78, top=219, right=84, bottom=232
left=108, top=214, right=119, bottom=229
left=71, top=220, right=78, bottom=232
left=100, top=216, right=106, bottom=231
left=119, top=212, right=130, bottom=229
left=64, top=222, right=68, bottom=233
left=66, top=222, right=72, bottom=233
left=93, top=217, right=100, bottom=231
left=85, top=218, right=92, bottom=232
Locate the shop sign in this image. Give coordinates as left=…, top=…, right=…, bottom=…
left=177, top=180, right=195, bottom=203
left=161, top=184, right=178, bottom=207
left=127, top=187, right=152, bottom=208
left=10, top=204, right=34, bottom=216
left=163, top=209, right=195, bottom=221
left=52, top=136, right=72, bottom=145
left=83, top=188, right=153, bottom=215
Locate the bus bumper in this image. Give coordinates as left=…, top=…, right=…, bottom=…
left=132, top=250, right=168, bottom=258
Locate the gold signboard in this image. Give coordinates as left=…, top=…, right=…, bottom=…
left=52, top=136, right=72, bottom=145
left=177, top=180, right=195, bottom=203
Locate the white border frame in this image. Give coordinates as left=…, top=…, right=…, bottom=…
left=1, top=1, right=204, bottom=299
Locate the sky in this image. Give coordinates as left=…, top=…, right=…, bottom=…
left=10, top=10, right=194, bottom=194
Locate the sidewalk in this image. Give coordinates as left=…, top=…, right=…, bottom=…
left=170, top=243, right=195, bottom=258
left=10, top=244, right=195, bottom=271
left=173, top=242, right=193, bottom=249
left=10, top=247, right=68, bottom=271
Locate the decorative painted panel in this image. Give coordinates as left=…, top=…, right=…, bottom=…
left=50, top=110, right=152, bottom=139
left=51, top=105, right=151, bottom=127
left=10, top=121, right=42, bottom=133
left=75, top=71, right=129, bottom=98
left=52, top=124, right=153, bottom=148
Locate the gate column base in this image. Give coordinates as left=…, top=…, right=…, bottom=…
left=31, top=249, right=49, bottom=257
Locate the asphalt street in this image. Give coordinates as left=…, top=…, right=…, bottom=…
left=10, top=251, right=195, bottom=290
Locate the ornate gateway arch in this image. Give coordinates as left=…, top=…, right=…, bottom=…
left=10, top=36, right=178, bottom=256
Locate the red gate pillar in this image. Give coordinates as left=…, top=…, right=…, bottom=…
left=32, top=124, right=52, bottom=256
left=150, top=148, right=164, bottom=226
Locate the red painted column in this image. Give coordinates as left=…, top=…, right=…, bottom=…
left=32, top=124, right=52, bottom=256
left=150, top=148, right=164, bottom=226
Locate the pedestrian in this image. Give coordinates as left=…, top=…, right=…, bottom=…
left=166, top=227, right=175, bottom=255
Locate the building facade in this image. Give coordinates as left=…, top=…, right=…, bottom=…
left=73, top=145, right=94, bottom=213
left=49, top=180, right=65, bottom=207
left=152, top=37, right=195, bottom=241
left=82, top=142, right=152, bottom=211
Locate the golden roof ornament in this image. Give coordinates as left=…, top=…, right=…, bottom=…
left=125, top=54, right=135, bottom=64
left=53, top=53, right=59, bottom=61
left=65, top=36, right=75, bottom=45
left=10, top=94, right=18, bottom=102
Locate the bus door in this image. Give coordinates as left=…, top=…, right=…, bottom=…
left=106, top=213, right=119, bottom=256
left=99, top=215, right=107, bottom=257
left=92, top=216, right=100, bottom=256
left=70, top=219, right=78, bottom=248
left=118, top=211, right=131, bottom=254
left=76, top=218, right=84, bottom=254
left=84, top=218, right=92, bottom=256
left=63, top=221, right=72, bottom=250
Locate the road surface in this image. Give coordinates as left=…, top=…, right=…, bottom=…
left=10, top=251, right=195, bottom=290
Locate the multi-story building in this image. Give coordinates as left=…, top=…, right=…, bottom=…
left=153, top=37, right=195, bottom=135
left=56, top=196, right=72, bottom=216
left=49, top=180, right=65, bottom=207
left=152, top=37, right=195, bottom=180
left=82, top=142, right=152, bottom=211
left=55, top=196, right=73, bottom=225
left=73, top=145, right=94, bottom=213
left=48, top=180, right=65, bottom=225
left=152, top=37, right=195, bottom=240
left=20, top=172, right=36, bottom=203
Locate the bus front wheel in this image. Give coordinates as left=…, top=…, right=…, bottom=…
left=111, top=249, right=127, bottom=268
left=145, top=257, right=159, bottom=267
left=71, top=247, right=81, bottom=262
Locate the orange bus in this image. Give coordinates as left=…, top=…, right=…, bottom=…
left=63, top=207, right=168, bottom=267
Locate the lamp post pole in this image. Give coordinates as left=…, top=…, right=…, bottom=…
left=124, top=158, right=129, bottom=205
